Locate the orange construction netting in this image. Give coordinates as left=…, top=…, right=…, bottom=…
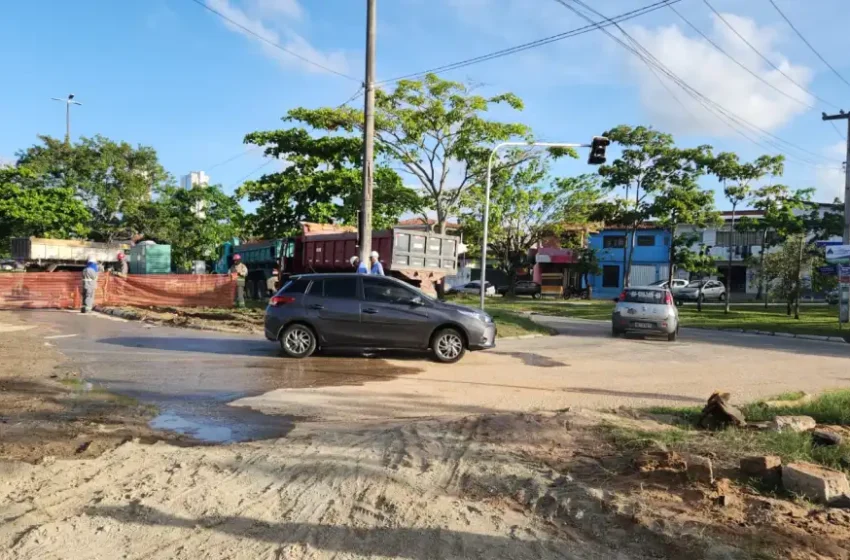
left=0, top=273, right=236, bottom=309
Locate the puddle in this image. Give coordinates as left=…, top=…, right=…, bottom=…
left=492, top=351, right=569, bottom=368
left=243, top=353, right=424, bottom=389
left=150, top=412, right=234, bottom=442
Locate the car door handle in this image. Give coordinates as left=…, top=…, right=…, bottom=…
left=309, top=304, right=324, bottom=310
left=362, top=308, right=379, bottom=314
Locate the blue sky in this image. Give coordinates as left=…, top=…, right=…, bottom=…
left=1, top=0, right=848, bottom=212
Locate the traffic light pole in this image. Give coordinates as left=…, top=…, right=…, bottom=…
left=822, top=111, right=850, bottom=244
left=479, top=140, right=596, bottom=311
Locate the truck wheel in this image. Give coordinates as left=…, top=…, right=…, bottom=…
left=280, top=324, right=317, bottom=359
left=431, top=328, right=466, bottom=363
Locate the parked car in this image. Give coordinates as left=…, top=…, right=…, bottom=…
left=612, top=286, right=679, bottom=341
left=648, top=279, right=689, bottom=291
left=826, top=288, right=840, bottom=305
left=449, top=280, right=496, bottom=296
left=497, top=281, right=542, bottom=298
left=265, top=273, right=496, bottom=363
left=676, top=280, right=726, bottom=303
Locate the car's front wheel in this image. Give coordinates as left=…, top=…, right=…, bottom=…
left=431, top=328, right=466, bottom=363
left=280, top=323, right=317, bottom=359
left=532, top=292, right=541, bottom=300
left=719, top=292, right=727, bottom=302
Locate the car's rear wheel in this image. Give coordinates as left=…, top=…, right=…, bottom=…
left=532, top=292, right=541, bottom=300
left=280, top=323, right=317, bottom=359
left=719, top=292, right=727, bottom=302
left=668, top=328, right=678, bottom=342
left=431, top=328, right=466, bottom=363
left=612, top=326, right=623, bottom=337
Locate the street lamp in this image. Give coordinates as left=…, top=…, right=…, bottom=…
left=479, top=139, right=607, bottom=310
left=51, top=94, right=82, bottom=143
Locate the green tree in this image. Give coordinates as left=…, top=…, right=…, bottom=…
left=285, top=74, right=535, bottom=233
left=132, top=184, right=244, bottom=271
left=648, top=182, right=719, bottom=286
left=598, top=125, right=712, bottom=287
left=676, top=243, right=719, bottom=312
left=0, top=167, right=91, bottom=255
left=237, top=130, right=420, bottom=239
left=575, top=246, right=601, bottom=299
left=709, top=153, right=784, bottom=312
left=16, top=135, right=172, bottom=241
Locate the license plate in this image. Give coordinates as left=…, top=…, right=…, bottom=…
left=633, top=322, right=653, bottom=329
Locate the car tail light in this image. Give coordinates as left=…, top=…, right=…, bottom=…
left=664, top=291, right=673, bottom=305
left=618, top=290, right=626, bottom=302
left=269, top=295, right=295, bottom=307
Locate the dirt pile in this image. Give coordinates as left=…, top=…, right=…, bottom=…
left=100, top=306, right=263, bottom=334
left=2, top=409, right=849, bottom=559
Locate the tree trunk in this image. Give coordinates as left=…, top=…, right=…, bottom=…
left=725, top=206, right=735, bottom=314
left=760, top=229, right=768, bottom=309
left=794, top=234, right=804, bottom=320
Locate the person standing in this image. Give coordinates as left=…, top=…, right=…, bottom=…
left=369, top=251, right=384, bottom=276
left=267, top=268, right=279, bottom=296
left=351, top=255, right=369, bottom=274
left=115, top=252, right=129, bottom=277
left=81, top=255, right=99, bottom=313
left=230, top=254, right=248, bottom=307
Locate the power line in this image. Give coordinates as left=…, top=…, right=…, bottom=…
left=206, top=147, right=259, bottom=171
left=186, top=0, right=359, bottom=82
left=554, top=0, right=841, bottom=169
left=377, top=0, right=683, bottom=85
left=767, top=0, right=850, bottom=91
left=230, top=158, right=277, bottom=190
left=337, top=86, right=364, bottom=108
left=702, top=0, right=841, bottom=110
left=831, top=121, right=847, bottom=141
left=667, top=3, right=814, bottom=110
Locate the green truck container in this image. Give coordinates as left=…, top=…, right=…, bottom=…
left=128, top=244, right=171, bottom=274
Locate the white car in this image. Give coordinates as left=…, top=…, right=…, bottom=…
left=612, top=286, right=679, bottom=341
left=676, top=280, right=726, bottom=303
left=648, top=279, right=689, bottom=291
left=450, top=281, right=496, bottom=296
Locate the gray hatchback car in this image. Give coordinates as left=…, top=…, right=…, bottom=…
left=264, top=273, right=497, bottom=363
left=612, top=286, right=680, bottom=341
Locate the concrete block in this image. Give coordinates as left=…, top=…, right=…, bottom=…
left=771, top=415, right=816, bottom=433
left=783, top=462, right=850, bottom=503
left=683, top=453, right=714, bottom=484
left=740, top=455, right=782, bottom=481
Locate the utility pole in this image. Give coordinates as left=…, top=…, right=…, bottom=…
left=822, top=111, right=850, bottom=243
left=51, top=94, right=82, bottom=144
left=359, top=0, right=377, bottom=266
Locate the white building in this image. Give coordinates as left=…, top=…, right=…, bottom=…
left=676, top=204, right=842, bottom=296
left=180, top=171, right=209, bottom=190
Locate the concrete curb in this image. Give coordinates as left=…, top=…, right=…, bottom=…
left=528, top=313, right=850, bottom=345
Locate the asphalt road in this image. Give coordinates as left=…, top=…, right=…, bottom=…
left=13, top=309, right=850, bottom=439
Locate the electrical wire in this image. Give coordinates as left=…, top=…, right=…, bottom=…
left=553, top=0, right=841, bottom=169
left=767, top=0, right=850, bottom=91
left=230, top=158, right=277, bottom=189
left=831, top=121, right=847, bottom=141
left=206, top=147, right=260, bottom=171
left=667, top=3, right=814, bottom=110
left=702, top=0, right=841, bottom=110
left=186, top=0, right=359, bottom=82
left=377, top=0, right=683, bottom=85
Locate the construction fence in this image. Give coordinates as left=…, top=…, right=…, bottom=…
left=0, top=273, right=236, bottom=310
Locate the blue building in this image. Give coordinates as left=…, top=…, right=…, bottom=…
left=587, top=227, right=672, bottom=299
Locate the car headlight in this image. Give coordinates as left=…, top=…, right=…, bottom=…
left=458, top=309, right=492, bottom=323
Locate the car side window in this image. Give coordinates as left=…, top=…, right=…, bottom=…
left=310, top=277, right=359, bottom=299
left=363, top=278, right=416, bottom=304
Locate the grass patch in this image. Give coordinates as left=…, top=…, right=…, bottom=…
left=450, top=295, right=847, bottom=338
left=482, top=309, right=553, bottom=338
left=742, top=389, right=850, bottom=425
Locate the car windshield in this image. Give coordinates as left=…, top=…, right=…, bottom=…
left=623, top=289, right=666, bottom=304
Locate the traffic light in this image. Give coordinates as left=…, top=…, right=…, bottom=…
left=587, top=136, right=610, bottom=165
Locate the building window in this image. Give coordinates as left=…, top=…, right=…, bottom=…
left=603, top=235, right=626, bottom=249
left=715, top=231, right=762, bottom=247
left=636, top=235, right=655, bottom=247
left=602, top=265, right=620, bottom=288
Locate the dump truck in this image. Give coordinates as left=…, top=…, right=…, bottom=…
left=215, top=223, right=459, bottom=298
left=10, top=237, right=131, bottom=271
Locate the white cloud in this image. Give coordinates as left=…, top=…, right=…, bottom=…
left=205, top=0, right=350, bottom=76
left=816, top=141, right=847, bottom=202
left=625, top=13, right=814, bottom=135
